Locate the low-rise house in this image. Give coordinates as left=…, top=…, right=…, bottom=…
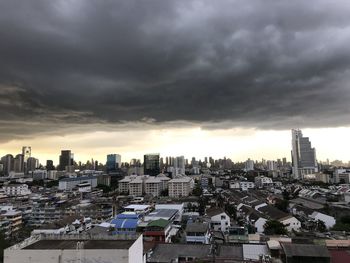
left=143, top=219, right=172, bottom=243
left=206, top=207, right=230, bottom=233
left=257, top=205, right=301, bottom=232
left=309, top=211, right=336, bottom=229
left=281, top=243, right=330, bottom=263
left=111, top=212, right=141, bottom=235
left=185, top=222, right=210, bottom=244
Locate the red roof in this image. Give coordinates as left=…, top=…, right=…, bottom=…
left=330, top=250, right=350, bottom=263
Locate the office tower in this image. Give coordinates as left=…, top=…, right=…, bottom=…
left=22, top=146, right=31, bottom=162
left=46, top=160, right=55, bottom=171
left=245, top=158, right=254, bottom=171
left=282, top=157, right=287, bottom=167
left=27, top=157, right=39, bottom=172
left=14, top=154, right=24, bottom=173
left=1, top=154, right=14, bottom=175
left=144, top=153, right=160, bottom=176
left=59, top=150, right=74, bottom=171
left=267, top=160, right=277, bottom=171
left=173, top=156, right=185, bottom=176
left=291, top=129, right=318, bottom=179
left=106, top=154, right=121, bottom=172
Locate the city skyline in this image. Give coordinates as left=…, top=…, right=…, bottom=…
left=1, top=127, right=349, bottom=165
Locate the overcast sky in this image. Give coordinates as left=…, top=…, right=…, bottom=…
left=0, top=0, right=350, bottom=164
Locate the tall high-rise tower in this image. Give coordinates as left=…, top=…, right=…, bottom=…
left=106, top=154, right=121, bottom=172
left=22, top=146, right=31, bottom=163
left=144, top=153, right=160, bottom=176
left=291, top=129, right=318, bottom=179
left=59, top=150, right=74, bottom=171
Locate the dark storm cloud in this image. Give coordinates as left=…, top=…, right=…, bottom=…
left=1, top=0, right=350, bottom=140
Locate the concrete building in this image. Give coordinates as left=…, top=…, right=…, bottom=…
left=334, top=169, right=350, bottom=183
left=58, top=176, right=98, bottom=191
left=144, top=177, right=162, bottom=197
left=255, top=176, right=273, bottom=188
left=59, top=150, right=74, bottom=171
left=0, top=206, right=23, bottom=235
left=106, top=154, right=121, bottom=172
left=291, top=129, right=318, bottom=179
left=245, top=158, right=254, bottom=171
left=240, top=181, right=255, bottom=191
left=4, top=234, right=144, bottom=263
left=144, top=153, right=160, bottom=176
left=2, top=184, right=31, bottom=196
left=129, top=177, right=144, bottom=196
left=168, top=176, right=194, bottom=198
left=185, top=222, right=210, bottom=244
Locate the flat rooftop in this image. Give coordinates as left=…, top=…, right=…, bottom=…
left=23, top=239, right=135, bottom=250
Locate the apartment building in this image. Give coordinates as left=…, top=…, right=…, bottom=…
left=144, top=177, right=162, bottom=197
left=2, top=184, right=31, bottom=196
left=168, top=176, right=194, bottom=198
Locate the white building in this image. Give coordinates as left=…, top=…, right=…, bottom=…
left=2, top=184, right=31, bottom=196
left=129, top=177, right=144, bottom=196
left=4, top=235, right=144, bottom=263
left=279, top=216, right=301, bottom=232
left=309, top=212, right=336, bottom=229
left=334, top=169, right=350, bottom=184
left=144, top=177, right=162, bottom=197
left=168, top=176, right=194, bottom=198
left=254, top=176, right=273, bottom=188
left=58, top=176, right=98, bottom=191
left=240, top=181, right=255, bottom=191
left=206, top=208, right=231, bottom=233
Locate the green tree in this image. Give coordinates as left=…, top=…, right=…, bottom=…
left=96, top=184, right=112, bottom=193
left=264, top=220, right=288, bottom=235
left=225, top=204, right=237, bottom=219
left=316, top=220, right=327, bottom=233
left=192, top=184, right=203, bottom=197
left=0, top=231, right=10, bottom=262
left=275, top=199, right=289, bottom=213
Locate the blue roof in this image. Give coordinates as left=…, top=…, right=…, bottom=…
left=115, top=213, right=140, bottom=220
left=111, top=218, right=139, bottom=229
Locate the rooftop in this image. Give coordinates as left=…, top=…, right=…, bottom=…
left=60, top=176, right=97, bottom=182
left=186, top=222, right=209, bottom=233
left=282, top=243, right=330, bottom=258
left=23, top=239, right=135, bottom=250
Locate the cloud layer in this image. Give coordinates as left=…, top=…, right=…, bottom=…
left=1, top=0, right=350, bottom=141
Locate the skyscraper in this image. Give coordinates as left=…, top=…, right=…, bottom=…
left=291, top=129, right=318, bottom=179
left=14, top=154, right=24, bottom=173
left=59, top=150, right=74, bottom=171
left=22, top=146, right=31, bottom=163
left=106, top=154, right=121, bottom=172
left=144, top=153, right=160, bottom=176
